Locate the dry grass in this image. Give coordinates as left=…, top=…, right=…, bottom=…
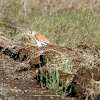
left=0, top=0, right=100, bottom=48
left=14, top=30, right=35, bottom=44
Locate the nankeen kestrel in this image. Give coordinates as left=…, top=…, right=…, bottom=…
left=32, top=30, right=50, bottom=47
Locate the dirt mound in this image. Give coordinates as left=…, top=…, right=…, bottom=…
left=72, top=67, right=100, bottom=97
left=0, top=34, right=100, bottom=99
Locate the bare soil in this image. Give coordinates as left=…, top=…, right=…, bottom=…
left=0, top=55, right=76, bottom=100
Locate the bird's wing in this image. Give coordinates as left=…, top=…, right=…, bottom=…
left=35, top=33, right=50, bottom=43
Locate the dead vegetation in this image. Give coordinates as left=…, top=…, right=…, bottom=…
left=0, top=33, right=100, bottom=99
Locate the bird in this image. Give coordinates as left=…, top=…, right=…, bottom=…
left=32, top=30, right=50, bottom=47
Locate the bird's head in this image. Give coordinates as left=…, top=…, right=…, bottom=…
left=32, top=30, right=37, bottom=37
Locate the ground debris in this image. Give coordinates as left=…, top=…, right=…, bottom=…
left=0, top=34, right=100, bottom=99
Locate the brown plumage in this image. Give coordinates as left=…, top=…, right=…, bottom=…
left=34, top=33, right=49, bottom=43
left=32, top=30, right=50, bottom=47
